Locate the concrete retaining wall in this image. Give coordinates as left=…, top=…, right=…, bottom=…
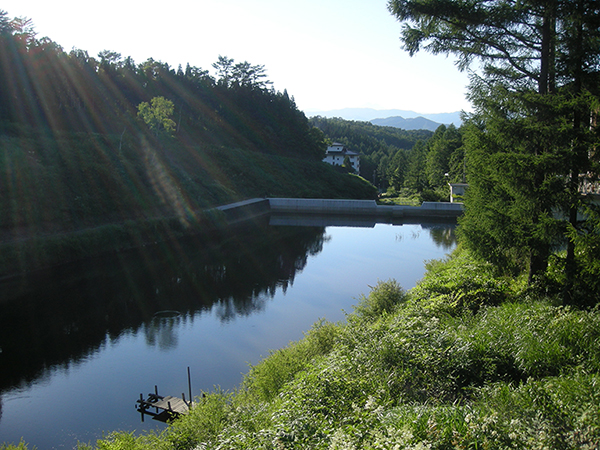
left=269, top=198, right=463, bottom=218
left=215, top=198, right=270, bottom=223
left=385, top=201, right=464, bottom=218
left=214, top=198, right=464, bottom=224
left=268, top=198, right=378, bottom=215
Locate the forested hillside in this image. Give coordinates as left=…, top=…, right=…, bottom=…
left=0, top=11, right=376, bottom=274
left=310, top=116, right=466, bottom=201
left=309, top=116, right=432, bottom=185
left=0, top=16, right=323, bottom=159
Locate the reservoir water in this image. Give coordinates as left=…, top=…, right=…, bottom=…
left=0, top=214, right=456, bottom=449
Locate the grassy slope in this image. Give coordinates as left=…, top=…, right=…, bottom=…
left=45, top=248, right=598, bottom=450
left=0, top=132, right=376, bottom=275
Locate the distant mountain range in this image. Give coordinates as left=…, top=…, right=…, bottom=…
left=304, top=108, right=463, bottom=131
left=370, top=116, right=443, bottom=131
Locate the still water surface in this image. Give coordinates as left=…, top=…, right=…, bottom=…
left=0, top=215, right=456, bottom=449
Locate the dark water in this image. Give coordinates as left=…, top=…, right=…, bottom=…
left=0, top=214, right=456, bottom=449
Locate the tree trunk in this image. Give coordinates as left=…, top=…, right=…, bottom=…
left=564, top=0, right=586, bottom=303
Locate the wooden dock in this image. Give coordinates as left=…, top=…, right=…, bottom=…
left=136, top=386, right=193, bottom=422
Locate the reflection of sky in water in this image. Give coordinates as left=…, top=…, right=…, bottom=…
left=0, top=222, right=455, bottom=450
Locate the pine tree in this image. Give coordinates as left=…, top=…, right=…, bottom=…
left=389, top=0, right=600, bottom=297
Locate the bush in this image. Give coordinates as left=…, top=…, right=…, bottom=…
left=165, top=391, right=232, bottom=450
left=419, top=188, right=448, bottom=203
left=410, top=247, right=516, bottom=315
left=241, top=319, right=341, bottom=402
left=353, top=279, right=408, bottom=321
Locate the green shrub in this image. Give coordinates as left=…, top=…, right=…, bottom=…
left=467, top=375, right=600, bottom=449
left=353, top=279, right=408, bottom=321
left=458, top=302, right=600, bottom=379
left=0, top=441, right=31, bottom=450
left=165, top=391, right=232, bottom=450
left=410, top=247, right=516, bottom=315
left=380, top=374, right=600, bottom=450
left=419, top=188, right=448, bottom=203
left=242, top=319, right=340, bottom=402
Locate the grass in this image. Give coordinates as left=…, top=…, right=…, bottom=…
left=4, top=249, right=600, bottom=450
left=0, top=211, right=226, bottom=277
left=377, top=194, right=421, bottom=206
left=376, top=188, right=421, bottom=206
left=0, top=132, right=376, bottom=276
left=377, top=187, right=454, bottom=206
left=377, top=196, right=421, bottom=206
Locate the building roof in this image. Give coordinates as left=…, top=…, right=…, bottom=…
left=326, top=144, right=359, bottom=156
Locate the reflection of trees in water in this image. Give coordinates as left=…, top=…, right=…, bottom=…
left=201, top=226, right=328, bottom=322
left=210, top=232, right=330, bottom=324
left=0, top=221, right=327, bottom=393
left=395, top=223, right=456, bottom=251
left=422, top=224, right=457, bottom=251
left=144, top=314, right=182, bottom=350
left=214, top=294, right=267, bottom=322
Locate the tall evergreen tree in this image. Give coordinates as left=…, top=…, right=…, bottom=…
left=425, top=124, right=463, bottom=188
left=403, top=140, right=428, bottom=192
left=389, top=0, right=600, bottom=295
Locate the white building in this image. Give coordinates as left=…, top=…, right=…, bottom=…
left=323, top=143, right=360, bottom=173
left=448, top=183, right=468, bottom=203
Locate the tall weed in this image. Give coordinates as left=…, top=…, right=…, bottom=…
left=410, top=247, right=517, bottom=315
left=457, top=302, right=600, bottom=379
left=353, top=279, right=408, bottom=321
left=241, top=319, right=340, bottom=402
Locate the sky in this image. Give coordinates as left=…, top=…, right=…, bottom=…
left=2, top=0, right=473, bottom=115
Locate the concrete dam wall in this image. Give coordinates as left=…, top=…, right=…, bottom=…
left=215, top=198, right=463, bottom=224
left=268, top=198, right=463, bottom=218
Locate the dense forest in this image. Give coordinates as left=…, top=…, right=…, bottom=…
left=310, top=116, right=465, bottom=201
left=0, top=15, right=323, bottom=158
left=0, top=12, right=376, bottom=274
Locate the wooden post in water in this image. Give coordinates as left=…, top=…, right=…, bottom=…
left=187, top=366, right=192, bottom=406
left=139, top=393, right=145, bottom=422
left=154, top=385, right=159, bottom=414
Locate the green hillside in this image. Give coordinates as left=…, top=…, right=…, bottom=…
left=0, top=12, right=376, bottom=276
left=309, top=116, right=433, bottom=185
left=310, top=116, right=467, bottom=203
